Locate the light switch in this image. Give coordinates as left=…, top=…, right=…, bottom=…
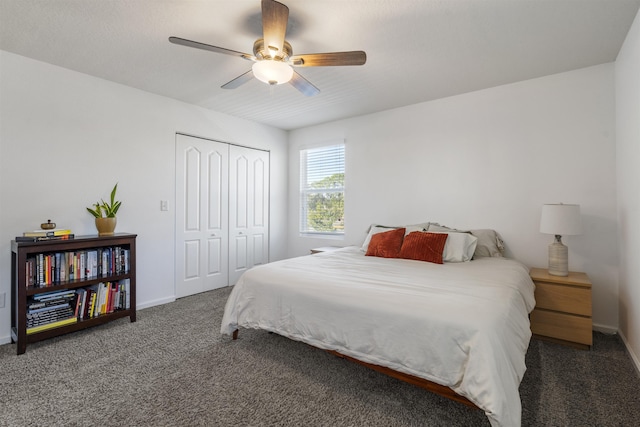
left=160, top=200, right=169, bottom=211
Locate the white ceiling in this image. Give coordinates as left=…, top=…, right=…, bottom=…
left=1, top=0, right=639, bottom=131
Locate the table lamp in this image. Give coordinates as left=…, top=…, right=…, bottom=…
left=539, top=203, right=582, bottom=276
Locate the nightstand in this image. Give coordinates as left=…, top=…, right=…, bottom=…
left=310, top=246, right=342, bottom=254
left=529, top=267, right=592, bottom=349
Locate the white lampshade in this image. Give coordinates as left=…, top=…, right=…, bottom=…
left=252, top=60, right=293, bottom=86
left=540, top=204, right=582, bottom=236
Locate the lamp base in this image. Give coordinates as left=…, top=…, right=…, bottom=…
left=548, top=235, right=568, bottom=276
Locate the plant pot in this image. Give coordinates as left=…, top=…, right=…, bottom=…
left=95, top=217, right=117, bottom=236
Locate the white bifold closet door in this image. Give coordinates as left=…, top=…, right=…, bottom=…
left=229, top=145, right=270, bottom=285
left=175, top=134, right=269, bottom=298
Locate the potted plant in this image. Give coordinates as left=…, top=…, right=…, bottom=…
left=87, top=183, right=121, bottom=236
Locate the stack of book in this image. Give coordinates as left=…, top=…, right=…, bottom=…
left=26, top=289, right=78, bottom=334
left=16, top=229, right=74, bottom=243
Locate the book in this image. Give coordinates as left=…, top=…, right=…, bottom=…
left=28, top=297, right=69, bottom=309
left=88, top=291, right=97, bottom=318
left=32, top=289, right=76, bottom=301
left=26, top=316, right=77, bottom=335
left=27, top=306, right=73, bottom=319
left=15, top=234, right=75, bottom=243
left=27, top=303, right=69, bottom=314
left=27, top=308, right=74, bottom=325
left=23, top=229, right=73, bottom=238
left=27, top=311, right=75, bottom=327
left=73, top=292, right=82, bottom=318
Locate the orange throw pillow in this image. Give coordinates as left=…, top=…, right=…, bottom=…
left=399, top=231, right=448, bottom=264
left=365, top=228, right=406, bottom=258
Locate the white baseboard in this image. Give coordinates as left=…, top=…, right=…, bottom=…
left=137, top=296, right=175, bottom=310
left=0, top=296, right=176, bottom=349
left=592, top=323, right=618, bottom=335
left=0, top=295, right=177, bottom=352
left=619, top=330, right=640, bottom=377
left=592, top=324, right=640, bottom=376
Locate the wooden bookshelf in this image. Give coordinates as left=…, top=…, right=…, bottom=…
left=11, top=233, right=137, bottom=355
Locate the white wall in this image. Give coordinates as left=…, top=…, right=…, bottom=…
left=289, top=64, right=619, bottom=330
left=615, top=8, right=640, bottom=370
left=0, top=51, right=289, bottom=344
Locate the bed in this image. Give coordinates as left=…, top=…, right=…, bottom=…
left=220, top=227, right=535, bottom=427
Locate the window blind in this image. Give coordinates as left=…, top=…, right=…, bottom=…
left=300, top=143, right=345, bottom=235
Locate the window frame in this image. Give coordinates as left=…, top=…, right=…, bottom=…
left=299, top=141, right=345, bottom=238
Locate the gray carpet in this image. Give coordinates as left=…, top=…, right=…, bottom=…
left=1, top=286, right=639, bottom=427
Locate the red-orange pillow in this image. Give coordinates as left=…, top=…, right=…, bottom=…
left=365, top=228, right=406, bottom=258
left=399, top=231, right=448, bottom=264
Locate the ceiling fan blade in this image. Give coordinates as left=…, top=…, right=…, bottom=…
left=221, top=70, right=254, bottom=89
left=289, top=71, right=320, bottom=97
left=261, top=0, right=289, bottom=57
left=290, top=51, right=367, bottom=67
left=169, top=36, right=255, bottom=61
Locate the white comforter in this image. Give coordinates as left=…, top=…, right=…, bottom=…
left=220, top=247, right=535, bottom=427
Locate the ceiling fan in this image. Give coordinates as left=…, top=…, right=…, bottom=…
left=169, top=0, right=366, bottom=96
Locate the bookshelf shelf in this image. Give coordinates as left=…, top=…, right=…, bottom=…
left=11, top=233, right=137, bottom=355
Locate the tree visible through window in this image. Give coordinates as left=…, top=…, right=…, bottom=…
left=300, top=143, right=345, bottom=235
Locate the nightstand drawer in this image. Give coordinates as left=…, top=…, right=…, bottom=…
left=534, top=282, right=591, bottom=316
left=530, top=309, right=592, bottom=346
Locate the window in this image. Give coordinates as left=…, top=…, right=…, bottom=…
left=300, top=142, right=345, bottom=236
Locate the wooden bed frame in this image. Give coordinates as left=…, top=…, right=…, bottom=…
left=232, top=329, right=479, bottom=409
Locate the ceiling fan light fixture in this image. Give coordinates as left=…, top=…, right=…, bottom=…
left=252, top=60, right=293, bottom=85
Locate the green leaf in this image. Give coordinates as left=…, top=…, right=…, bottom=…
left=110, top=183, right=118, bottom=206
left=87, top=183, right=121, bottom=218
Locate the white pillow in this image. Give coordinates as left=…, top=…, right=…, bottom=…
left=431, top=232, right=478, bottom=262
left=470, top=229, right=505, bottom=258
left=404, top=222, right=429, bottom=235
left=428, top=223, right=504, bottom=258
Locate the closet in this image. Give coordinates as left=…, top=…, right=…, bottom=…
left=175, top=134, right=269, bottom=298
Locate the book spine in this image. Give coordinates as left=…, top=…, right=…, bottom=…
left=124, top=279, right=130, bottom=309
left=73, top=293, right=82, bottom=318
left=89, top=292, right=97, bottom=318
left=22, top=229, right=72, bottom=238
left=32, top=290, right=76, bottom=300
left=79, top=290, right=87, bottom=320
left=27, top=308, right=74, bottom=326
left=84, top=290, right=91, bottom=319
left=15, top=234, right=75, bottom=242
left=27, top=303, right=69, bottom=314
left=27, top=317, right=77, bottom=334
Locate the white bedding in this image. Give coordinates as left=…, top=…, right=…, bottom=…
left=220, top=247, right=535, bottom=427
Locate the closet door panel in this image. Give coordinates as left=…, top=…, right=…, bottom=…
left=252, top=234, right=265, bottom=267
left=176, top=135, right=229, bottom=297
left=253, top=158, right=266, bottom=227
left=229, top=146, right=270, bottom=285
left=251, top=152, right=270, bottom=267
left=184, top=240, right=200, bottom=279
left=234, top=235, right=248, bottom=270
left=234, top=155, right=249, bottom=229
left=207, top=238, right=222, bottom=275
